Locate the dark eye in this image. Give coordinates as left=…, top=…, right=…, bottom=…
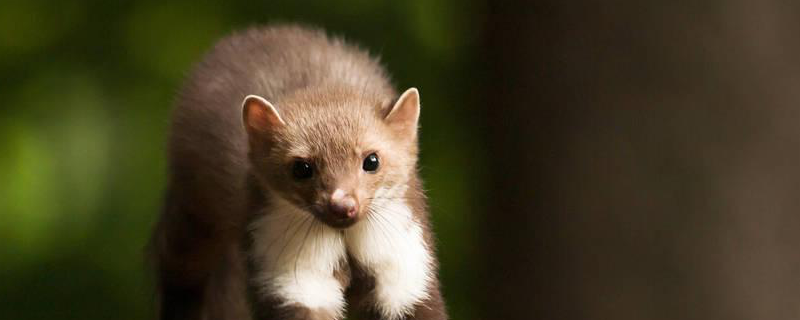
left=362, top=153, right=379, bottom=172
left=292, top=161, right=313, bottom=180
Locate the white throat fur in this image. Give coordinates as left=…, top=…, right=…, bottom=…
left=250, top=186, right=433, bottom=320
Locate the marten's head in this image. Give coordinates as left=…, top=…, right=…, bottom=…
left=242, top=87, right=420, bottom=229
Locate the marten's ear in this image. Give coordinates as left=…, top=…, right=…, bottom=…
left=242, top=95, right=285, bottom=134
left=384, top=88, right=420, bottom=138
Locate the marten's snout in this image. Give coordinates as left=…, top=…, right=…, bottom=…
left=325, top=189, right=359, bottom=228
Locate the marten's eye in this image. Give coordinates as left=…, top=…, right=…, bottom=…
left=292, top=161, right=314, bottom=180
left=362, top=153, right=379, bottom=172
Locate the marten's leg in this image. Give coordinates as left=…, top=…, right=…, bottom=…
left=246, top=207, right=349, bottom=320
left=152, top=181, right=248, bottom=320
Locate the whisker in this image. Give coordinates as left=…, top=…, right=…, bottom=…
left=275, top=215, right=312, bottom=266
left=367, top=203, right=408, bottom=238
left=366, top=196, right=426, bottom=200
left=367, top=202, right=414, bottom=236
left=294, top=217, right=317, bottom=283
left=373, top=208, right=406, bottom=238
left=262, top=213, right=305, bottom=255
left=366, top=208, right=395, bottom=248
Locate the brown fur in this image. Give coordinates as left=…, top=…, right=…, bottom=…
left=151, top=24, right=446, bottom=320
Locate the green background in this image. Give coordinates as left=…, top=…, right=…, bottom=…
left=0, top=1, right=483, bottom=319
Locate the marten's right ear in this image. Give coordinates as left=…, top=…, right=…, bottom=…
left=384, top=88, right=420, bottom=139
left=242, top=95, right=285, bottom=134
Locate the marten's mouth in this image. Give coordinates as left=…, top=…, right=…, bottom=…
left=308, top=207, right=360, bottom=229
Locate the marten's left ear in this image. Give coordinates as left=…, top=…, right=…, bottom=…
left=384, top=88, right=420, bottom=138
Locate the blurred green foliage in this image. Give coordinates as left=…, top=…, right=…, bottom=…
left=0, top=1, right=484, bottom=319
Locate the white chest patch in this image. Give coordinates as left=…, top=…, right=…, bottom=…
left=345, top=186, right=434, bottom=320
left=250, top=187, right=433, bottom=320
left=250, top=196, right=347, bottom=317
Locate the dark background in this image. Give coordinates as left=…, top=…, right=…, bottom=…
left=2, top=1, right=799, bottom=320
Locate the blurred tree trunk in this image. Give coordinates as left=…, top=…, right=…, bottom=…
left=480, top=1, right=800, bottom=320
